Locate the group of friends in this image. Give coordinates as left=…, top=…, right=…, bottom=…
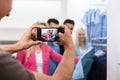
left=16, top=18, right=96, bottom=80
left=0, top=0, right=106, bottom=80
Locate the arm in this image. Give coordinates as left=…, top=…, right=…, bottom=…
left=31, top=42, right=75, bottom=80
left=50, top=47, right=62, bottom=63
left=32, top=25, right=75, bottom=80
left=0, top=26, right=41, bottom=54
left=0, top=50, right=35, bottom=80
left=0, top=25, right=75, bottom=80
left=52, top=43, right=75, bottom=80
left=50, top=47, right=78, bottom=64
left=51, top=25, right=75, bottom=80
left=0, top=42, right=23, bottom=54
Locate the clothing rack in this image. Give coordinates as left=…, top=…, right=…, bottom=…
left=92, top=37, right=107, bottom=40
left=91, top=37, right=107, bottom=52
left=88, top=0, right=107, bottom=14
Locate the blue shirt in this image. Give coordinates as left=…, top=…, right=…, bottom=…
left=76, top=42, right=92, bottom=56
left=49, top=42, right=60, bottom=75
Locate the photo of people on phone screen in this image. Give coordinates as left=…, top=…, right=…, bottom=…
left=41, top=28, right=58, bottom=42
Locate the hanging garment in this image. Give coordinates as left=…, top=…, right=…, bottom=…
left=82, top=9, right=107, bottom=42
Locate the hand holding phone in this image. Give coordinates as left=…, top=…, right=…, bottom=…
left=37, top=27, right=64, bottom=42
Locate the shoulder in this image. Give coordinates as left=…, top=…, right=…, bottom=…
left=17, top=50, right=27, bottom=56
left=86, top=42, right=92, bottom=48
left=0, top=51, right=35, bottom=80
left=41, top=44, right=50, bottom=48
left=18, top=50, right=27, bottom=53
left=41, top=45, right=51, bottom=51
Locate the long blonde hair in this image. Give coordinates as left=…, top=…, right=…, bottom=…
left=25, top=21, right=48, bottom=62
left=32, top=21, right=48, bottom=32
left=75, top=27, right=88, bottom=50
left=32, top=21, right=48, bottom=27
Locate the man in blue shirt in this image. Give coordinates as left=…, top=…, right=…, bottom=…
left=47, top=18, right=61, bottom=75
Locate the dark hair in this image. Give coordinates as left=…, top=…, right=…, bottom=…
left=63, top=19, right=75, bottom=26
left=47, top=18, right=59, bottom=25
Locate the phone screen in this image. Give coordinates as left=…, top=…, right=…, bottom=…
left=37, top=28, right=59, bottom=42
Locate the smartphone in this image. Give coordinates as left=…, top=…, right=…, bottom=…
left=37, top=27, right=64, bottom=42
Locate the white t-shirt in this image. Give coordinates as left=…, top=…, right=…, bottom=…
left=35, top=52, right=43, bottom=73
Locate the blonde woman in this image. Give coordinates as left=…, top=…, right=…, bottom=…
left=72, top=27, right=95, bottom=80
left=75, top=27, right=92, bottom=56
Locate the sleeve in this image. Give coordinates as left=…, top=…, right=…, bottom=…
left=74, top=57, right=79, bottom=64
left=16, top=50, right=26, bottom=64
left=50, top=47, right=62, bottom=63
left=50, top=47, right=79, bottom=64
left=0, top=50, right=35, bottom=80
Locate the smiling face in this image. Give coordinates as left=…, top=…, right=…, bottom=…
left=0, top=0, right=12, bottom=20
left=76, top=27, right=88, bottom=45
left=78, top=29, right=86, bottom=43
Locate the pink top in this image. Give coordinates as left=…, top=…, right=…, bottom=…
left=44, top=34, right=50, bottom=40
left=16, top=45, right=78, bottom=75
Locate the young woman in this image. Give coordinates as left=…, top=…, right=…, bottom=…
left=72, top=27, right=94, bottom=80
left=75, top=27, right=92, bottom=56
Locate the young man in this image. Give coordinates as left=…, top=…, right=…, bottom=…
left=47, top=18, right=61, bottom=75
left=47, top=18, right=60, bottom=54
left=0, top=0, right=75, bottom=80
left=59, top=19, right=75, bottom=55
left=63, top=19, right=75, bottom=34
left=47, top=18, right=59, bottom=28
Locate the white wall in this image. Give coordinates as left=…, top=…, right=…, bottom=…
left=0, top=0, right=62, bottom=40
left=0, top=28, right=26, bottom=41
left=107, top=0, right=120, bottom=80
left=66, top=0, right=89, bottom=43
left=0, top=0, right=62, bottom=28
